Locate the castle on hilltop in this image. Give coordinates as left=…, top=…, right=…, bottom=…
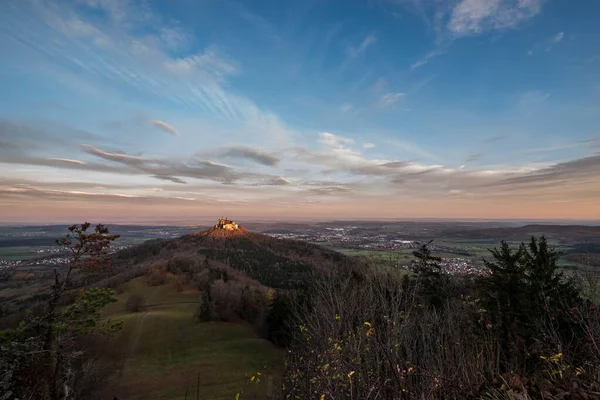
left=214, top=217, right=239, bottom=231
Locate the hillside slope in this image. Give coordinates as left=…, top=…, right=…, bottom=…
left=112, top=222, right=364, bottom=289
left=100, top=277, right=282, bottom=400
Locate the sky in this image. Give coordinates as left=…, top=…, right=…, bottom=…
left=0, top=0, right=599, bottom=224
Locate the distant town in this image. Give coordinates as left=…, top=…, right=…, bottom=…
left=264, top=226, right=489, bottom=276
left=0, top=244, right=134, bottom=269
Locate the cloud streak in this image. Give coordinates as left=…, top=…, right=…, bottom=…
left=47, top=157, right=88, bottom=165
left=410, top=49, right=443, bottom=70
left=150, top=120, right=178, bottom=135
left=219, top=146, right=281, bottom=166
left=347, top=33, right=377, bottom=57
left=378, top=92, right=405, bottom=108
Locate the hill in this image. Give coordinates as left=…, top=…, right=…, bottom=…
left=95, top=219, right=364, bottom=398
left=444, top=224, right=600, bottom=243
left=112, top=219, right=364, bottom=289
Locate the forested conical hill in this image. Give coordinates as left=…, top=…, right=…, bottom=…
left=112, top=224, right=364, bottom=289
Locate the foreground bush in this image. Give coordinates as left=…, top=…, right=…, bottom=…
left=283, top=237, right=600, bottom=399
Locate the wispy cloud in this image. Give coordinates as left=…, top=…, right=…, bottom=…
left=318, top=132, right=355, bottom=148
left=1, top=0, right=289, bottom=136
left=158, top=26, right=192, bottom=51
left=340, top=104, right=353, bottom=114
left=164, top=47, right=237, bottom=79
left=516, top=138, right=599, bottom=155
left=492, top=155, right=600, bottom=187
left=150, top=119, right=178, bottom=135
left=218, top=146, right=281, bottom=166
left=78, top=144, right=271, bottom=184
left=517, top=90, right=552, bottom=109
left=410, top=48, right=444, bottom=70
left=484, top=135, right=507, bottom=144
left=235, top=1, right=281, bottom=42
left=447, top=0, right=545, bottom=37
left=552, top=31, right=564, bottom=43
left=465, top=153, right=483, bottom=163
left=347, top=33, right=377, bottom=57
left=378, top=92, right=405, bottom=107
left=363, top=142, right=376, bottom=149
left=265, top=177, right=291, bottom=186
left=544, top=31, right=565, bottom=51
left=47, top=157, right=88, bottom=165
left=306, top=186, right=353, bottom=196
left=76, top=0, right=131, bottom=23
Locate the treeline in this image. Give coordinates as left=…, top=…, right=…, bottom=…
left=282, top=237, right=600, bottom=399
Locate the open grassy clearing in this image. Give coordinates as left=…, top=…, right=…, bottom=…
left=102, top=276, right=283, bottom=400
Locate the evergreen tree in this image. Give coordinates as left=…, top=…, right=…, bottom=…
left=483, top=240, right=528, bottom=368
left=197, top=291, right=212, bottom=322
left=482, top=236, right=582, bottom=371
left=522, top=236, right=579, bottom=311
left=413, top=241, right=445, bottom=308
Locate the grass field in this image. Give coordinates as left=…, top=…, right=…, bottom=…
left=0, top=246, right=49, bottom=261
left=102, top=277, right=283, bottom=400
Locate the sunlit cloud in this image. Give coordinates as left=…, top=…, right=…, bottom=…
left=150, top=120, right=178, bottom=136
left=47, top=157, right=88, bottom=165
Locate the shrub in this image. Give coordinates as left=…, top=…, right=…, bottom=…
left=125, top=294, right=145, bottom=313
left=147, top=263, right=167, bottom=286
left=174, top=275, right=186, bottom=292
left=196, top=292, right=212, bottom=322
left=167, top=255, right=199, bottom=274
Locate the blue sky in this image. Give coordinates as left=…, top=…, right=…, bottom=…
left=0, top=0, right=599, bottom=223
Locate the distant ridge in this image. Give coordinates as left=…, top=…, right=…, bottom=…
left=447, top=224, right=600, bottom=241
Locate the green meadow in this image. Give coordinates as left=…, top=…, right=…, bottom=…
left=102, top=277, right=283, bottom=400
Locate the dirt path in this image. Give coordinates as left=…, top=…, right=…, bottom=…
left=116, top=310, right=148, bottom=381
left=129, top=310, right=148, bottom=355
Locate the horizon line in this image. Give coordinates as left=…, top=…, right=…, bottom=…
left=1, top=217, right=599, bottom=228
